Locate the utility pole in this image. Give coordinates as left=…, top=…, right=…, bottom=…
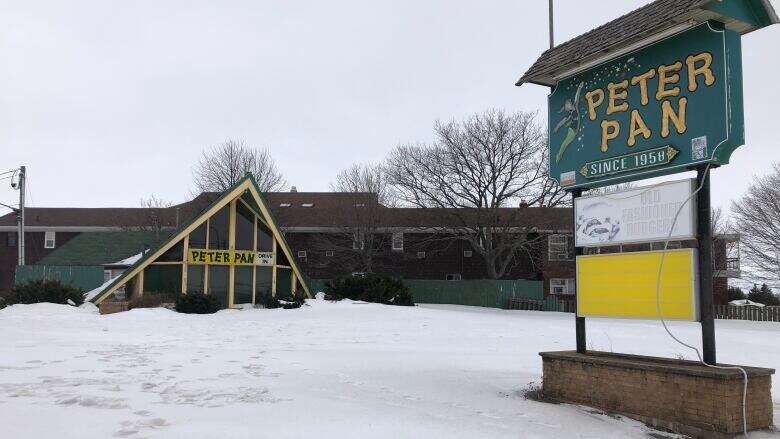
left=548, top=0, right=554, bottom=49
left=15, top=166, right=26, bottom=266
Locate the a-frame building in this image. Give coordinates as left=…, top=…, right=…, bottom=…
left=91, top=174, right=310, bottom=308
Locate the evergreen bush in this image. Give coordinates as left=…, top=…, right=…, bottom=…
left=747, top=284, right=780, bottom=306
left=175, top=293, right=221, bottom=314
left=1, top=280, right=84, bottom=308
left=325, top=274, right=413, bottom=306
left=727, top=286, right=746, bottom=302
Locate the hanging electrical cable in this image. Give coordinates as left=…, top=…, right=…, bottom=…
left=650, top=164, right=750, bottom=437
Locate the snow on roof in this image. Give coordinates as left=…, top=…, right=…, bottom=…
left=84, top=277, right=117, bottom=302
left=111, top=252, right=144, bottom=266
left=729, top=299, right=765, bottom=307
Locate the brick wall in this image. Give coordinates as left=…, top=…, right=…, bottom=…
left=285, top=231, right=556, bottom=281
left=541, top=351, right=774, bottom=435
left=0, top=231, right=80, bottom=290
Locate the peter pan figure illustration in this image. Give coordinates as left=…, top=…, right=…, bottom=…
left=553, top=81, right=584, bottom=163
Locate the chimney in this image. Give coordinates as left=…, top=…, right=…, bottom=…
left=519, top=200, right=529, bottom=208
left=290, top=186, right=298, bottom=192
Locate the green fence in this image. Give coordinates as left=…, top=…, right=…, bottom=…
left=308, top=278, right=544, bottom=309
left=405, top=279, right=543, bottom=308
left=15, top=265, right=104, bottom=292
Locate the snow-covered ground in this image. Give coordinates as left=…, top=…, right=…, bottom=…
left=0, top=300, right=777, bottom=438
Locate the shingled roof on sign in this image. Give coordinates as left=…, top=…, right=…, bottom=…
left=516, top=0, right=778, bottom=87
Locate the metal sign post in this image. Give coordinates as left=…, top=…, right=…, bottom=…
left=696, top=166, right=716, bottom=364
left=571, top=188, right=586, bottom=353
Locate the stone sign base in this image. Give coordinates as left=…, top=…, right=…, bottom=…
left=540, top=351, right=775, bottom=437
left=98, top=300, right=129, bottom=314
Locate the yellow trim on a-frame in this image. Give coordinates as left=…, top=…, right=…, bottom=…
left=92, top=175, right=311, bottom=306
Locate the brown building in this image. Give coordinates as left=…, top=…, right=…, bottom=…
left=0, top=187, right=737, bottom=304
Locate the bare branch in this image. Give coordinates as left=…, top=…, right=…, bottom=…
left=731, top=163, right=780, bottom=284
left=192, top=138, right=287, bottom=193
left=386, top=109, right=567, bottom=279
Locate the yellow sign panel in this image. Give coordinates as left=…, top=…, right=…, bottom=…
left=187, top=249, right=274, bottom=266
left=576, top=248, right=699, bottom=321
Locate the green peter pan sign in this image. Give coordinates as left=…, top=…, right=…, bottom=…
left=548, top=21, right=744, bottom=189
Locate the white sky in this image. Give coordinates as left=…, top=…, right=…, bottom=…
left=0, top=0, right=778, bottom=213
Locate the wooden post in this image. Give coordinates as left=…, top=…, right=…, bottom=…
left=136, top=269, right=144, bottom=298
left=203, top=219, right=210, bottom=295
left=181, top=235, right=189, bottom=295
left=228, top=200, right=236, bottom=308
left=271, top=238, right=277, bottom=297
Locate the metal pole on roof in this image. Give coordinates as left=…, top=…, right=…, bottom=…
left=14, top=166, right=26, bottom=266
left=548, top=0, right=554, bottom=49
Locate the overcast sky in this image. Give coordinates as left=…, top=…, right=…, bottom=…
left=1, top=0, right=778, bottom=213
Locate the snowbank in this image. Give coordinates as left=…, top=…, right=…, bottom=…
left=0, top=302, right=776, bottom=438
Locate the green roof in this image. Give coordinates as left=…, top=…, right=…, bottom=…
left=37, top=230, right=173, bottom=266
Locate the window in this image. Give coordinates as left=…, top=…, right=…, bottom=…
left=7, top=232, right=16, bottom=247
left=325, top=250, right=334, bottom=257
left=208, top=265, right=229, bottom=308
left=353, top=231, right=365, bottom=250
left=446, top=274, right=462, bottom=281
left=255, top=267, right=273, bottom=305
left=297, top=250, right=307, bottom=262
left=234, top=266, right=253, bottom=304
left=187, top=265, right=205, bottom=295
left=189, top=222, right=207, bottom=249
left=103, top=270, right=112, bottom=282
left=156, top=239, right=183, bottom=262
left=463, top=250, right=472, bottom=258
left=279, top=203, right=291, bottom=207
left=276, top=267, right=293, bottom=300
left=417, top=251, right=426, bottom=259
left=301, top=203, right=314, bottom=208
left=235, top=201, right=255, bottom=250
left=256, top=220, right=273, bottom=252
left=392, top=232, right=403, bottom=251
left=548, top=234, right=572, bottom=261
left=550, top=278, right=575, bottom=295
left=143, top=264, right=183, bottom=298
left=44, top=231, right=56, bottom=249
left=208, top=205, right=230, bottom=250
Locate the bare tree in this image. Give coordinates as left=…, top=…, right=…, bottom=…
left=192, top=139, right=286, bottom=193
left=136, top=195, right=174, bottom=240
left=731, top=163, right=780, bottom=284
left=329, top=162, right=398, bottom=207
left=386, top=109, right=566, bottom=279
left=312, top=163, right=394, bottom=273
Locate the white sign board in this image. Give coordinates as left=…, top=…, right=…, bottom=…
left=575, top=179, right=696, bottom=247
left=257, top=251, right=275, bottom=266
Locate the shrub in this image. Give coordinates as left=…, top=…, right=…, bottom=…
left=727, top=286, right=746, bottom=302
left=1, top=280, right=84, bottom=308
left=747, top=283, right=780, bottom=306
left=175, top=293, right=221, bottom=314
left=128, top=293, right=173, bottom=310
left=282, top=295, right=306, bottom=309
left=325, top=274, right=413, bottom=306
left=256, top=293, right=305, bottom=309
